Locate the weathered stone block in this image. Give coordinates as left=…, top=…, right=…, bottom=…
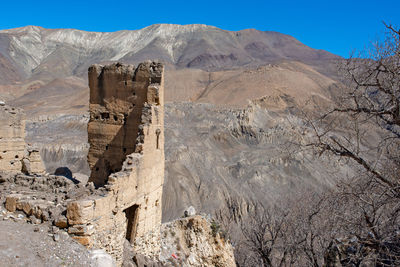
left=32, top=205, right=42, bottom=218
left=67, top=200, right=95, bottom=225
left=21, top=201, right=33, bottom=215
left=72, top=236, right=91, bottom=246
left=5, top=194, right=23, bottom=212
left=68, top=224, right=94, bottom=236
left=55, top=215, right=68, bottom=228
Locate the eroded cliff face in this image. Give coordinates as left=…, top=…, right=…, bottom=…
left=25, top=114, right=90, bottom=175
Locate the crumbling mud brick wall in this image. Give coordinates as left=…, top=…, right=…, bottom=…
left=67, top=62, right=164, bottom=266
left=0, top=103, right=45, bottom=174
left=0, top=104, right=25, bottom=172
left=87, top=62, right=163, bottom=187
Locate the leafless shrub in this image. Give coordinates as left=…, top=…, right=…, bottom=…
left=227, top=23, right=400, bottom=266
left=300, top=23, right=400, bottom=266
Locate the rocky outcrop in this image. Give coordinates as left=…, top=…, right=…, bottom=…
left=159, top=215, right=236, bottom=267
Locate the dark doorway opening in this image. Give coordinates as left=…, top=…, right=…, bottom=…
left=124, top=204, right=139, bottom=242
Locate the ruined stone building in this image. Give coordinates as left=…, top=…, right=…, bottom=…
left=0, top=104, right=25, bottom=172
left=0, top=62, right=237, bottom=267
left=67, top=62, right=165, bottom=265
left=0, top=103, right=45, bottom=174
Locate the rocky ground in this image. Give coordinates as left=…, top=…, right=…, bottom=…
left=159, top=215, right=235, bottom=267
left=0, top=171, right=111, bottom=266
left=0, top=171, right=236, bottom=267
left=0, top=207, right=92, bottom=267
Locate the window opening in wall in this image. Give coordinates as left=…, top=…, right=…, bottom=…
left=101, top=112, right=109, bottom=119
left=123, top=148, right=127, bottom=153
left=124, top=204, right=139, bottom=242
left=113, top=115, right=118, bottom=121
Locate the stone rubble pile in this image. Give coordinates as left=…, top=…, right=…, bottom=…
left=0, top=171, right=95, bottom=228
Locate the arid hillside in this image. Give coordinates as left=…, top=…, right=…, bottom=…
left=0, top=24, right=341, bottom=115
left=0, top=24, right=345, bottom=224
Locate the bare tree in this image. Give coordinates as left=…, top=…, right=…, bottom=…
left=240, top=204, right=291, bottom=267
left=226, top=192, right=335, bottom=267
left=229, top=23, right=400, bottom=267
left=302, top=23, right=400, bottom=266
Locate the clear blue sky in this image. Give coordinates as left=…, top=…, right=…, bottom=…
left=1, top=0, right=399, bottom=57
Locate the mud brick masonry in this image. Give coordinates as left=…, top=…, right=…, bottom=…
left=66, top=62, right=164, bottom=265
left=0, top=103, right=45, bottom=174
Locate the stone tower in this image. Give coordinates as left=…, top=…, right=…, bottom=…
left=87, top=62, right=164, bottom=187
left=67, top=62, right=164, bottom=265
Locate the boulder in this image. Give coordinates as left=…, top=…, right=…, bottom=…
left=73, top=173, right=89, bottom=185
left=21, top=158, right=31, bottom=175
left=24, top=145, right=45, bottom=174
left=90, top=249, right=115, bottom=267
left=5, top=194, right=23, bottom=212
left=184, top=206, right=196, bottom=217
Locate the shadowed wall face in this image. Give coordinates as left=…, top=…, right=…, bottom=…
left=87, top=62, right=163, bottom=186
